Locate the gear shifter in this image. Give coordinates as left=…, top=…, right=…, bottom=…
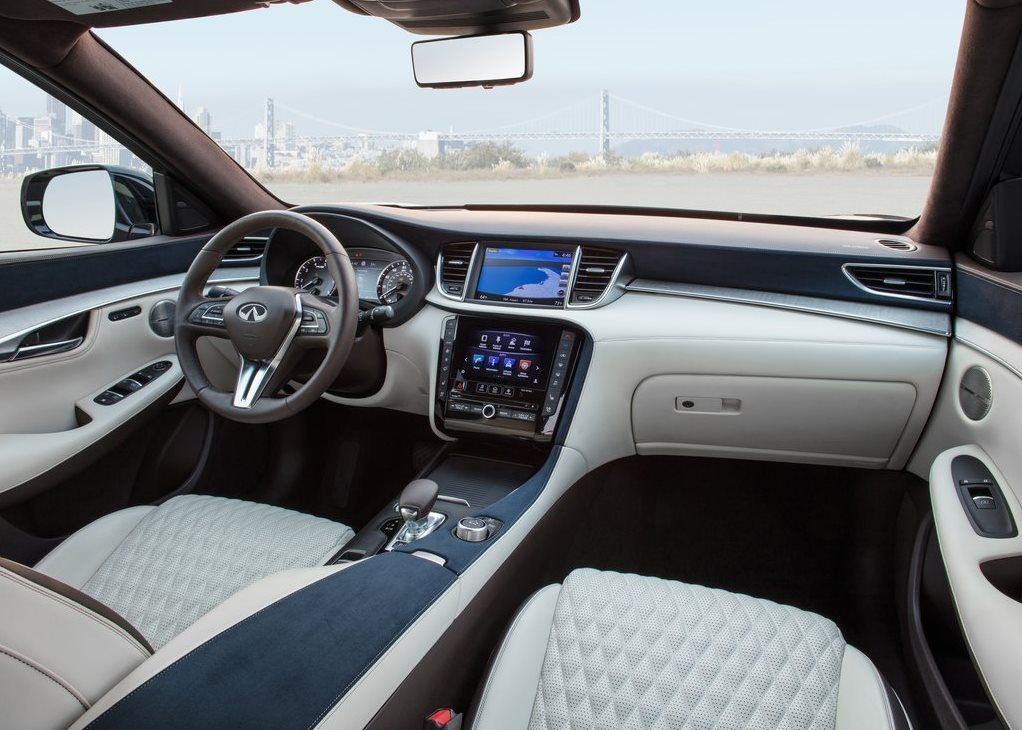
left=391, top=479, right=443, bottom=548
left=399, top=479, right=439, bottom=523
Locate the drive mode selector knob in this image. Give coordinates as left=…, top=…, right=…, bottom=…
left=481, top=403, right=496, bottom=419
left=455, top=517, right=489, bottom=542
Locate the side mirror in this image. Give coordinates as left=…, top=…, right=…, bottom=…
left=411, top=32, right=533, bottom=89
left=21, top=165, right=159, bottom=244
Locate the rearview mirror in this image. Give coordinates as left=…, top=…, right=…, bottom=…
left=21, top=165, right=159, bottom=244
left=411, top=32, right=533, bottom=89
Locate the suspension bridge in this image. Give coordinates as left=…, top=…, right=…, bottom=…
left=1, top=90, right=943, bottom=164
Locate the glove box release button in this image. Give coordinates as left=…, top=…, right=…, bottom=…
left=674, top=397, right=741, bottom=414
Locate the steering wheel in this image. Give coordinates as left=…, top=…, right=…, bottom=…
left=175, top=210, right=358, bottom=424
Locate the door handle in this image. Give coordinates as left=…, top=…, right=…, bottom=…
left=5, top=336, right=84, bottom=362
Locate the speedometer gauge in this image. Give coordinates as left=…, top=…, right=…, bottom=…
left=376, top=261, right=414, bottom=304
left=294, top=256, right=337, bottom=296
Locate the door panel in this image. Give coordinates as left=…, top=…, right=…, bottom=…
left=909, top=279, right=1022, bottom=726
left=0, top=290, right=186, bottom=503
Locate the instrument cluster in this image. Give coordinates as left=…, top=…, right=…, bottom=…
left=293, top=248, right=414, bottom=305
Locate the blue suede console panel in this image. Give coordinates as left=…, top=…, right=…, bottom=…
left=395, top=446, right=562, bottom=574
left=85, top=552, right=456, bottom=730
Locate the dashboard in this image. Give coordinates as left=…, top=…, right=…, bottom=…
left=251, top=203, right=953, bottom=465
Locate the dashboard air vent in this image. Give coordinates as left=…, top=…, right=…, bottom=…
left=570, top=247, right=624, bottom=305
left=877, top=238, right=917, bottom=252
left=439, top=242, right=476, bottom=297
left=224, top=231, right=271, bottom=262
left=845, top=265, right=952, bottom=301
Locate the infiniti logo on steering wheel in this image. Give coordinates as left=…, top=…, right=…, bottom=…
left=238, top=303, right=269, bottom=323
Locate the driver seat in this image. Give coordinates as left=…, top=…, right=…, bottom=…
left=1, top=494, right=354, bottom=728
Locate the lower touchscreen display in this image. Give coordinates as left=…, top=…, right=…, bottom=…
left=474, top=247, right=574, bottom=306
left=462, top=329, right=546, bottom=388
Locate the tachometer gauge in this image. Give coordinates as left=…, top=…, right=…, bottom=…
left=294, top=256, right=337, bottom=296
left=376, top=260, right=414, bottom=304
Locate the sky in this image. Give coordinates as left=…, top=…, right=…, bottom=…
left=2, top=0, right=967, bottom=140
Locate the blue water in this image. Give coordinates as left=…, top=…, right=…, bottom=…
left=478, top=266, right=557, bottom=297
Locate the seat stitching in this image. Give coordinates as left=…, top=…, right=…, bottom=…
left=0, top=570, right=150, bottom=659
left=0, top=644, right=90, bottom=709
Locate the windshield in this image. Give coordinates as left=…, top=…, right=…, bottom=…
left=100, top=1, right=961, bottom=220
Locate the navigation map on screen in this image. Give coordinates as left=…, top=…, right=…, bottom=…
left=474, top=247, right=574, bottom=306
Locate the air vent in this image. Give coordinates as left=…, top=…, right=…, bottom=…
left=845, top=265, right=952, bottom=301
left=224, top=231, right=271, bottom=262
left=439, top=242, right=476, bottom=298
left=877, top=238, right=917, bottom=252
left=570, top=247, right=624, bottom=305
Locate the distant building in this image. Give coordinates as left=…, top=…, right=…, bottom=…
left=193, top=106, right=213, bottom=136
left=33, top=116, right=52, bottom=146
left=16, top=117, right=34, bottom=148
left=46, top=96, right=66, bottom=137
left=80, top=118, right=96, bottom=142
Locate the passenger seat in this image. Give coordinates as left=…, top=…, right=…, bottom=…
left=473, top=569, right=908, bottom=729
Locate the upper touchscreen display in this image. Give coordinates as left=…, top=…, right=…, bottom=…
left=474, top=247, right=574, bottom=306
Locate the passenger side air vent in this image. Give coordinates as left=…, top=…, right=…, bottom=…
left=224, top=231, right=271, bottom=262
left=570, top=247, right=625, bottom=305
left=877, top=238, right=917, bottom=252
left=439, top=242, right=476, bottom=298
left=844, top=265, right=952, bottom=301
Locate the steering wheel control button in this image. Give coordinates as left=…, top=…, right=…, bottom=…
left=481, top=403, right=497, bottom=419
left=190, top=301, right=226, bottom=326
left=454, top=517, right=490, bottom=542
left=299, top=309, right=329, bottom=335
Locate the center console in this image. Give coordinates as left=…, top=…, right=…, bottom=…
left=435, top=315, right=584, bottom=441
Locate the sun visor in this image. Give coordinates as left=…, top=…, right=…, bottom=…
left=332, top=0, right=580, bottom=35
left=0, top=0, right=306, bottom=28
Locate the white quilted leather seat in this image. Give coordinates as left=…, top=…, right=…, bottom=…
left=33, top=494, right=355, bottom=648
left=474, top=569, right=909, bottom=730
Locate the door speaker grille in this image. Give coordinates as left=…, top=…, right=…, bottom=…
left=959, top=366, right=992, bottom=421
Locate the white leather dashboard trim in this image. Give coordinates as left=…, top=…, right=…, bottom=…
left=628, top=278, right=951, bottom=336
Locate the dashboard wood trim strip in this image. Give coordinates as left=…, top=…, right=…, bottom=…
left=626, top=279, right=952, bottom=336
